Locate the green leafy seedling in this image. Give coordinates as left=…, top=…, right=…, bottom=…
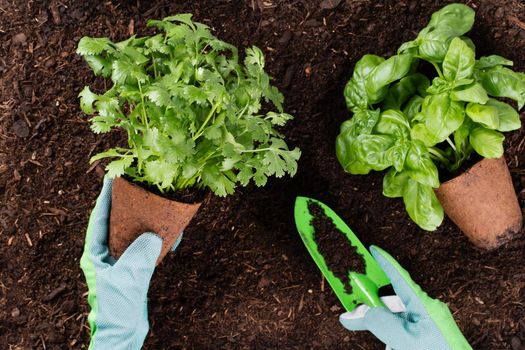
left=336, top=3, right=525, bottom=231
left=77, top=14, right=300, bottom=197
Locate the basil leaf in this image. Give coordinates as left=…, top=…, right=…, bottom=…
left=344, top=55, right=386, bottom=110
left=427, top=77, right=451, bottom=94
left=450, top=82, right=489, bottom=104
left=478, top=66, right=525, bottom=109
left=486, top=98, right=521, bottom=132
left=382, top=74, right=430, bottom=110
left=398, top=40, right=419, bottom=55
left=460, top=36, right=476, bottom=53
left=411, top=123, right=438, bottom=147
left=385, top=141, right=410, bottom=172
left=341, top=109, right=380, bottom=136
left=404, top=141, right=440, bottom=188
left=336, top=112, right=380, bottom=175
left=418, top=30, right=456, bottom=63
left=469, top=127, right=504, bottom=158
left=475, top=55, right=513, bottom=70
left=335, top=131, right=372, bottom=174
left=421, top=93, right=465, bottom=143
left=375, top=109, right=411, bottom=138
left=344, top=79, right=368, bottom=111
left=353, top=134, right=396, bottom=171
left=403, top=95, right=424, bottom=121
left=354, top=54, right=386, bottom=82
left=443, top=37, right=475, bottom=82
left=383, top=168, right=409, bottom=198
left=465, top=102, right=499, bottom=129
left=416, top=4, right=475, bottom=63
left=403, top=178, right=444, bottom=231
left=365, top=54, right=413, bottom=103
left=426, top=3, right=475, bottom=35
left=335, top=138, right=372, bottom=175
left=453, top=118, right=473, bottom=153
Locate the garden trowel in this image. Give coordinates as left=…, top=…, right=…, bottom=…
left=294, top=197, right=391, bottom=312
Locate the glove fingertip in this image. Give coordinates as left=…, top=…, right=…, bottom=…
left=136, top=232, right=163, bottom=253
left=369, top=245, right=388, bottom=262
left=369, top=245, right=398, bottom=276
left=339, top=307, right=369, bottom=331
left=118, top=232, right=163, bottom=266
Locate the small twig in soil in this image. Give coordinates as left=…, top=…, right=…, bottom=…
left=507, top=15, right=525, bottom=31
left=85, top=160, right=101, bottom=174
left=24, top=233, right=33, bottom=247
left=298, top=294, right=304, bottom=312
left=517, top=135, right=525, bottom=153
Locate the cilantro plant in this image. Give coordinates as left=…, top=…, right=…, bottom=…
left=77, top=14, right=300, bottom=197
left=336, top=3, right=525, bottom=231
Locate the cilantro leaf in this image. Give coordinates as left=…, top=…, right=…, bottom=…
left=78, top=14, right=300, bottom=196
left=77, top=37, right=113, bottom=56
left=105, top=156, right=134, bottom=178
left=266, top=112, right=293, bottom=126
left=112, top=60, right=148, bottom=84
left=79, top=86, right=98, bottom=114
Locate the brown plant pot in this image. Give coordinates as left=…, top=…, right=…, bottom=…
left=109, top=177, right=202, bottom=264
left=435, top=157, right=522, bottom=249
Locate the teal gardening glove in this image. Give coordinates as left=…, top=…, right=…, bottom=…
left=340, top=246, right=472, bottom=350
left=80, top=177, right=183, bottom=350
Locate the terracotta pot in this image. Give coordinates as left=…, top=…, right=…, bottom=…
left=109, top=177, right=202, bottom=264
left=435, top=157, right=522, bottom=249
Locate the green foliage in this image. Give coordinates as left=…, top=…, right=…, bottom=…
left=336, top=3, right=524, bottom=231
left=77, top=14, right=300, bottom=196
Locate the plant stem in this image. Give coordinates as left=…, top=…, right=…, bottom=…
left=192, top=103, right=220, bottom=141
left=428, top=147, right=450, bottom=166
left=152, top=58, right=158, bottom=78
left=240, top=148, right=269, bottom=153
left=179, top=175, right=197, bottom=189
left=431, top=61, right=444, bottom=79
left=137, top=81, right=149, bottom=128
left=445, top=137, right=457, bottom=152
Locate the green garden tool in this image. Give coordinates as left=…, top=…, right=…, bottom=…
left=294, top=197, right=391, bottom=312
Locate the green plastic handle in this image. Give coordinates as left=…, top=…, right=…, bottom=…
left=294, top=197, right=391, bottom=312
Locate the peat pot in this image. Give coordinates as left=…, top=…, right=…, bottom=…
left=109, top=176, right=202, bottom=264
left=435, top=157, right=522, bottom=249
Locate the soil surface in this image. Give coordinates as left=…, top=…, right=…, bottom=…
left=1, top=0, right=525, bottom=349
left=309, top=201, right=366, bottom=293
left=125, top=175, right=209, bottom=204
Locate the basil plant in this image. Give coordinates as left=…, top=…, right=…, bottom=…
left=336, top=3, right=525, bottom=231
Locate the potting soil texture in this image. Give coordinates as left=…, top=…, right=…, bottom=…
left=1, top=1, right=525, bottom=349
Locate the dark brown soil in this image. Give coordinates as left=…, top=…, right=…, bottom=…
left=308, top=201, right=366, bottom=293
left=1, top=1, right=525, bottom=349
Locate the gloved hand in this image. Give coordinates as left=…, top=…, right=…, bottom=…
left=339, top=246, right=472, bottom=350
left=80, top=177, right=182, bottom=350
